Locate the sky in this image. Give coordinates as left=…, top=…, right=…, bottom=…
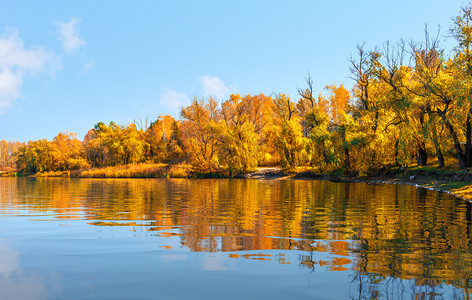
left=0, top=0, right=467, bottom=142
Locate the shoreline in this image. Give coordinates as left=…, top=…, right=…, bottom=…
left=220, top=167, right=472, bottom=202
left=3, top=165, right=472, bottom=202
left=292, top=171, right=472, bottom=202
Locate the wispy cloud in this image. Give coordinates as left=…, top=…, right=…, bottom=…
left=199, top=75, right=230, bottom=100
left=159, top=88, right=190, bottom=113
left=0, top=69, right=21, bottom=111
left=0, top=27, right=60, bottom=112
left=81, top=58, right=95, bottom=74
left=157, top=76, right=234, bottom=117
left=54, top=17, right=85, bottom=52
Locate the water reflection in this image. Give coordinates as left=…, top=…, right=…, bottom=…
left=0, top=177, right=471, bottom=299
left=0, top=238, right=63, bottom=300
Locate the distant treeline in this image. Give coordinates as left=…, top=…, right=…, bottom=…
left=0, top=141, right=22, bottom=168
left=3, top=4, right=472, bottom=176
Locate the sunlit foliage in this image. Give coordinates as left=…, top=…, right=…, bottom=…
left=0, top=140, right=22, bottom=168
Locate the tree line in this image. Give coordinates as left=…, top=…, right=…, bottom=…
left=3, top=4, right=472, bottom=176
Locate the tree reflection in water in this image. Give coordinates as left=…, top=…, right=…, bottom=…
left=1, top=177, right=472, bottom=298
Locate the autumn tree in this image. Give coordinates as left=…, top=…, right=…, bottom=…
left=216, top=94, right=261, bottom=175
left=15, top=139, right=55, bottom=173
left=144, top=115, right=176, bottom=162
left=167, top=120, right=185, bottom=162
left=180, top=97, right=221, bottom=173
left=83, top=123, right=109, bottom=168
left=271, top=94, right=308, bottom=169
left=410, top=28, right=470, bottom=168
left=83, top=122, right=146, bottom=166
left=369, top=41, right=433, bottom=166
left=0, top=140, right=22, bottom=168
left=52, top=132, right=89, bottom=170
left=299, top=83, right=354, bottom=172
left=450, top=3, right=472, bottom=167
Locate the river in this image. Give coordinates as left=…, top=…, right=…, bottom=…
left=0, top=177, right=470, bottom=299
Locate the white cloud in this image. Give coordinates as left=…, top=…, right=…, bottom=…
left=0, top=69, right=21, bottom=111
left=54, top=17, right=85, bottom=52
left=157, top=76, right=234, bottom=117
left=159, top=88, right=190, bottom=112
left=0, top=27, right=60, bottom=112
left=199, top=75, right=230, bottom=100
left=0, top=27, right=58, bottom=74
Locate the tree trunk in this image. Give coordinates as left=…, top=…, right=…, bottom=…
left=440, top=112, right=468, bottom=169
left=417, top=143, right=428, bottom=166
left=434, top=140, right=445, bottom=168
left=466, top=108, right=472, bottom=167
left=344, top=147, right=350, bottom=171
left=416, top=112, right=427, bottom=166
left=431, top=121, right=445, bottom=168
left=394, top=139, right=400, bottom=166
left=372, top=109, right=379, bottom=133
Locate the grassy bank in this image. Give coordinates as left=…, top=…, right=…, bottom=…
left=76, top=163, right=191, bottom=178
left=34, top=163, right=193, bottom=178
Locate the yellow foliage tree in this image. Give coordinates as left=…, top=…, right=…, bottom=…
left=180, top=98, right=220, bottom=173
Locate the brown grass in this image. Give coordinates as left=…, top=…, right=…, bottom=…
left=36, top=170, right=70, bottom=177
left=0, top=166, right=18, bottom=177
left=75, top=163, right=192, bottom=178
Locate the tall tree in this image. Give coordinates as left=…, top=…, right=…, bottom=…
left=180, top=97, right=221, bottom=173
left=271, top=94, right=308, bottom=169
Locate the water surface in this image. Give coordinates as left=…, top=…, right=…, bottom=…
left=0, top=178, right=471, bottom=299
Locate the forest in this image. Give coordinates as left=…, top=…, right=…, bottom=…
left=3, top=4, right=472, bottom=177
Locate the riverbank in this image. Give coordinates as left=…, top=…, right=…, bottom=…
left=234, top=166, right=472, bottom=202
left=3, top=163, right=472, bottom=201
left=289, top=166, right=472, bottom=202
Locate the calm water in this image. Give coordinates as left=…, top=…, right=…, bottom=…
left=0, top=178, right=471, bottom=299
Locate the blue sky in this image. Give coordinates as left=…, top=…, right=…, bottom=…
left=0, top=0, right=466, bottom=142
